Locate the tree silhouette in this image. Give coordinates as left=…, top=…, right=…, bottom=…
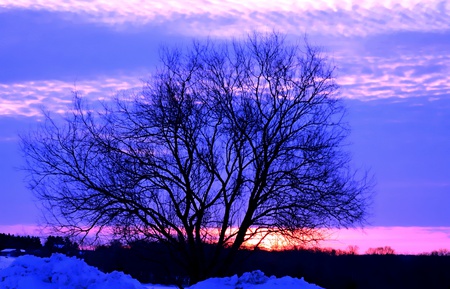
left=21, top=32, right=371, bottom=284
left=365, top=246, right=395, bottom=255
left=44, top=236, right=79, bottom=255
left=0, top=233, right=42, bottom=250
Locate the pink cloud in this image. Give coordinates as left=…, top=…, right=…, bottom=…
left=0, top=0, right=449, bottom=36
left=335, top=50, right=450, bottom=101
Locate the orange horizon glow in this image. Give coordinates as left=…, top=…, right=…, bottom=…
left=1, top=225, right=449, bottom=255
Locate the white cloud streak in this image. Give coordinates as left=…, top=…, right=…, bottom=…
left=2, top=47, right=449, bottom=117
left=0, top=75, right=144, bottom=117
left=1, top=0, right=449, bottom=36
left=335, top=45, right=450, bottom=100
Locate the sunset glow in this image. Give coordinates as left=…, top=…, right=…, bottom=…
left=1, top=224, right=449, bottom=255
left=320, top=227, right=450, bottom=254
left=242, top=227, right=450, bottom=254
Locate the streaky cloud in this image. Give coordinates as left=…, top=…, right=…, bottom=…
left=333, top=33, right=450, bottom=100
left=2, top=41, right=449, bottom=118
left=0, top=0, right=449, bottom=36
left=0, top=75, right=145, bottom=117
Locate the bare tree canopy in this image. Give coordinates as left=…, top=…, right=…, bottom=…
left=21, top=32, right=371, bottom=283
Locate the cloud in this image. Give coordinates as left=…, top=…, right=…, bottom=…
left=333, top=33, right=450, bottom=100
left=0, top=75, right=145, bottom=117
left=338, top=60, right=450, bottom=100
left=1, top=6, right=449, bottom=116
left=2, top=37, right=450, bottom=117
left=1, top=0, right=449, bottom=36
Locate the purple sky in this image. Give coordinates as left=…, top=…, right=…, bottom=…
left=0, top=1, right=449, bottom=252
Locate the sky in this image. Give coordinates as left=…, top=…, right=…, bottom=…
left=0, top=0, right=449, bottom=254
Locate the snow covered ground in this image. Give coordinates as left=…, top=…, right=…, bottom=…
left=187, top=270, right=324, bottom=289
left=0, top=254, right=324, bottom=289
left=0, top=256, right=15, bottom=270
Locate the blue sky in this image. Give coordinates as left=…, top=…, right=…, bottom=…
left=0, top=0, right=449, bottom=251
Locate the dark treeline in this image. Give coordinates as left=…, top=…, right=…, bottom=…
left=41, top=235, right=79, bottom=256
left=0, top=233, right=41, bottom=250
left=82, top=241, right=450, bottom=289
left=237, top=249, right=450, bottom=289
left=0, top=233, right=78, bottom=257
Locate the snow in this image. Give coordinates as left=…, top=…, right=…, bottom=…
left=0, top=254, right=324, bottom=289
left=1, top=249, right=24, bottom=253
left=144, top=285, right=177, bottom=289
left=0, top=256, right=15, bottom=270
left=188, top=270, right=324, bottom=289
left=0, top=254, right=146, bottom=289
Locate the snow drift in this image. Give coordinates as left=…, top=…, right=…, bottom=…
left=0, top=254, right=146, bottom=289
left=0, top=256, right=15, bottom=271
left=0, top=254, right=324, bottom=289
left=189, top=270, right=324, bottom=289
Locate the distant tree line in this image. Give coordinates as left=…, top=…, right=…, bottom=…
left=0, top=233, right=79, bottom=256
left=0, top=233, right=41, bottom=250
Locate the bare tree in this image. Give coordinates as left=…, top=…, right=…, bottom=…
left=365, top=246, right=395, bottom=255
left=21, top=32, right=371, bottom=284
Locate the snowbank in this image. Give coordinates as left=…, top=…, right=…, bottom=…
left=0, top=256, right=15, bottom=270
left=190, top=270, right=324, bottom=289
left=0, top=254, right=147, bottom=289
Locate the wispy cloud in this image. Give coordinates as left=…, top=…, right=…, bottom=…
left=334, top=37, right=450, bottom=100
left=2, top=44, right=449, bottom=117
left=1, top=0, right=449, bottom=36
left=1, top=2, right=449, bottom=113
left=0, top=75, right=144, bottom=117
